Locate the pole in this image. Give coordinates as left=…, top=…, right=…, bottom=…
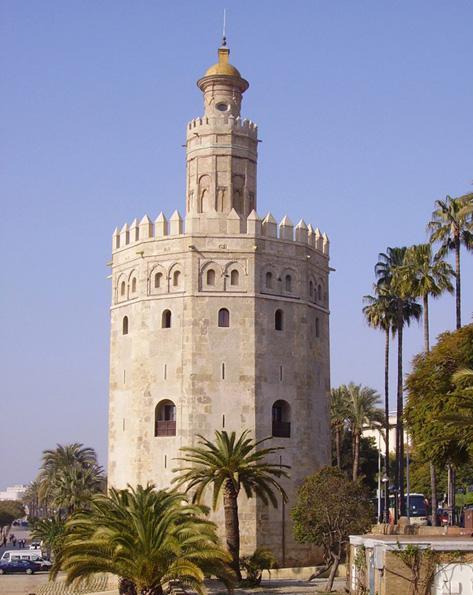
left=406, top=436, right=410, bottom=524
left=377, top=432, right=381, bottom=522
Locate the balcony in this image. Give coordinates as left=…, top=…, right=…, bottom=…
left=155, top=420, right=176, bottom=437
left=272, top=421, right=291, bottom=438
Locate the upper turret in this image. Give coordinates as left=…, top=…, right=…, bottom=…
left=197, top=41, right=249, bottom=119
left=185, top=41, right=257, bottom=228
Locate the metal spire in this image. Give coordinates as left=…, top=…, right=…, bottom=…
left=222, top=8, right=227, bottom=46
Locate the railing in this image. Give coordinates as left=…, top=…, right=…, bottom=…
left=155, top=420, right=176, bottom=436
left=272, top=421, right=291, bottom=438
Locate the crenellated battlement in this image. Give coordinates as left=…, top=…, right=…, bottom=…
left=186, top=115, right=258, bottom=139
left=112, top=209, right=329, bottom=256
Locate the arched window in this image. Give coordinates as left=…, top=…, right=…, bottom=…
left=230, top=269, right=239, bottom=286
left=272, top=400, right=291, bottom=438
left=155, top=400, right=176, bottom=436
left=265, top=271, right=273, bottom=289
left=218, top=308, right=230, bottom=327
left=120, top=281, right=126, bottom=296
left=154, top=272, right=163, bottom=289
left=275, top=309, right=284, bottom=331
left=122, top=316, right=129, bottom=335
left=131, top=278, right=137, bottom=293
left=162, top=309, right=172, bottom=328
left=315, top=317, right=320, bottom=338
left=309, top=280, right=314, bottom=300
left=317, top=284, right=322, bottom=301
left=173, top=271, right=181, bottom=287
left=207, top=269, right=216, bottom=286
left=285, top=274, right=292, bottom=292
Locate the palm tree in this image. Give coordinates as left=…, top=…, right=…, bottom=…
left=375, top=247, right=421, bottom=517
left=363, top=286, right=397, bottom=513
left=428, top=194, right=473, bottom=329
left=403, top=244, right=454, bottom=523
left=31, top=515, right=65, bottom=560
left=52, top=484, right=234, bottom=595
left=38, top=443, right=104, bottom=516
left=330, top=387, right=349, bottom=469
left=343, top=383, right=383, bottom=481
left=173, top=430, right=289, bottom=581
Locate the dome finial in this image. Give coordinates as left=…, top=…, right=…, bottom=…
left=221, top=8, right=227, bottom=47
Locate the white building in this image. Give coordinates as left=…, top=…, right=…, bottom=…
left=0, top=485, right=27, bottom=501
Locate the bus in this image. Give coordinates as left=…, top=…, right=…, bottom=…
left=377, top=493, right=428, bottom=524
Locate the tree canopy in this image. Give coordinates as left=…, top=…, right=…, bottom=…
left=405, top=324, right=473, bottom=467
left=0, top=500, right=25, bottom=527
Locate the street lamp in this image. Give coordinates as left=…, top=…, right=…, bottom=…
left=381, top=474, right=389, bottom=523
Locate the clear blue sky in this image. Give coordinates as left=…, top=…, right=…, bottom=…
left=1, top=1, right=472, bottom=487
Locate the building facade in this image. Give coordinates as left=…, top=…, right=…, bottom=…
left=108, top=42, right=331, bottom=565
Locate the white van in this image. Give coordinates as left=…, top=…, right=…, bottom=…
left=1, top=549, right=44, bottom=563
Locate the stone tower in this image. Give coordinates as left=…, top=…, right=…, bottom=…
left=108, top=41, right=331, bottom=565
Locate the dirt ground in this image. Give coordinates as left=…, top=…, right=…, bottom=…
left=0, top=574, right=346, bottom=595
left=0, top=571, right=52, bottom=595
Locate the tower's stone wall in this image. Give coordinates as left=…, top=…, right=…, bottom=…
left=108, top=43, right=331, bottom=565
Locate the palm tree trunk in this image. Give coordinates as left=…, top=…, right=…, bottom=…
left=396, top=301, right=405, bottom=519
left=353, top=431, right=360, bottom=482
left=223, top=479, right=242, bottom=581
left=384, top=328, right=390, bottom=522
left=430, top=462, right=438, bottom=527
left=335, top=427, right=341, bottom=469
left=423, top=294, right=429, bottom=352
left=455, top=236, right=461, bottom=330
left=423, top=296, right=438, bottom=526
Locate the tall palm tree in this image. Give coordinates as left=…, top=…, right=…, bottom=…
left=53, top=484, right=233, bottom=595
left=375, top=247, right=421, bottom=517
left=344, top=383, right=383, bottom=481
left=330, top=387, right=349, bottom=469
left=403, top=243, right=454, bottom=524
left=428, top=194, right=473, bottom=329
left=363, top=286, right=397, bottom=514
left=173, top=430, right=289, bottom=581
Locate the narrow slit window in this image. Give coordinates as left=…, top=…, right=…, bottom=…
left=163, top=364, right=167, bottom=380
left=122, top=316, right=129, bottom=335
left=207, top=269, right=216, bottom=286
left=279, top=365, right=283, bottom=382
left=162, top=310, right=172, bottom=328
left=315, top=317, right=320, bottom=338
left=230, top=269, right=239, bottom=286
left=265, top=271, right=273, bottom=289
left=218, top=308, right=230, bottom=327
left=285, top=274, right=292, bottom=292
left=221, top=362, right=225, bottom=380
left=317, top=284, right=322, bottom=301
left=275, top=309, right=284, bottom=331
left=222, top=414, right=225, bottom=428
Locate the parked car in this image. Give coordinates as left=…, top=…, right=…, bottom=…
left=0, top=560, right=40, bottom=575
left=34, top=558, right=52, bottom=571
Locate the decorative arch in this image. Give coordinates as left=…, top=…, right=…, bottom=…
left=198, top=175, right=211, bottom=213
left=168, top=263, right=184, bottom=292
left=261, top=266, right=277, bottom=292
left=272, top=400, right=291, bottom=438
left=149, top=264, right=167, bottom=295
left=116, top=273, right=128, bottom=302
left=155, top=400, right=176, bottom=437
left=281, top=267, right=298, bottom=296
left=224, top=261, right=246, bottom=291
left=200, top=261, right=223, bottom=291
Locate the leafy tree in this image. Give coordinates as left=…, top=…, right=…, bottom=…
left=0, top=500, right=25, bottom=527
left=239, top=548, right=277, bottom=587
left=405, top=324, right=473, bottom=522
left=363, top=286, right=397, bottom=509
left=375, top=247, right=421, bottom=516
left=173, top=430, right=289, bottom=581
left=52, top=484, right=234, bottom=595
left=334, top=432, right=380, bottom=494
left=444, top=367, right=473, bottom=440
left=292, top=467, right=372, bottom=592
left=427, top=193, right=473, bottom=329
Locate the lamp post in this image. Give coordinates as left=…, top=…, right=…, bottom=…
left=381, top=475, right=389, bottom=523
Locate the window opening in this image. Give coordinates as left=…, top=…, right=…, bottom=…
left=162, top=310, right=172, bottom=328
left=275, top=309, right=284, bottom=331
left=122, top=316, right=129, bottom=335
left=207, top=269, right=216, bottom=286
left=218, top=308, right=230, bottom=327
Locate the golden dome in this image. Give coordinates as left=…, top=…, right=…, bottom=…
left=204, top=46, right=242, bottom=79
left=205, top=61, right=242, bottom=78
